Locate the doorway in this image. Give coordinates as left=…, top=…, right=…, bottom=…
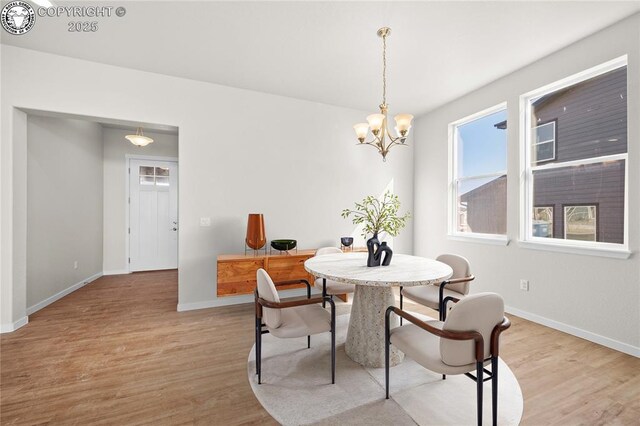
left=128, top=157, right=179, bottom=272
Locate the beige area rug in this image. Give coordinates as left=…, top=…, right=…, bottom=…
left=247, top=313, right=523, bottom=425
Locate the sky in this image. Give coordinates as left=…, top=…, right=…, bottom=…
left=457, top=109, right=507, bottom=195
left=458, top=109, right=507, bottom=178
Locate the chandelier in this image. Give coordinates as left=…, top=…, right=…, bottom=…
left=125, top=127, right=154, bottom=147
left=353, top=27, right=413, bottom=162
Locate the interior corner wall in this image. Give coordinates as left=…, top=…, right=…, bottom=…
left=1, top=44, right=414, bottom=327
left=26, top=115, right=104, bottom=310
left=102, top=128, right=179, bottom=274
left=412, top=14, right=640, bottom=353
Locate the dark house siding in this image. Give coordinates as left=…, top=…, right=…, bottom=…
left=532, top=67, right=627, bottom=163
left=459, top=175, right=507, bottom=235
left=533, top=161, right=625, bottom=243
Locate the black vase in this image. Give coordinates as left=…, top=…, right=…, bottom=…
left=366, top=233, right=381, bottom=267
left=379, top=242, right=393, bottom=266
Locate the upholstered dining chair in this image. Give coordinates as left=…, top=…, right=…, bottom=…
left=400, top=254, right=475, bottom=321
left=385, top=293, right=510, bottom=426
left=254, top=268, right=336, bottom=385
left=314, top=247, right=356, bottom=307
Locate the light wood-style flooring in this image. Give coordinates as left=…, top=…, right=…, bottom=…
left=1, top=271, right=638, bottom=425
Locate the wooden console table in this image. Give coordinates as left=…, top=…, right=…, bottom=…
left=217, top=249, right=351, bottom=300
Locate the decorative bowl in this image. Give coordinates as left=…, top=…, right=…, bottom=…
left=271, top=239, right=297, bottom=251
left=341, top=237, right=354, bottom=247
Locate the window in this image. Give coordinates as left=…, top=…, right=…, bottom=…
left=521, top=57, right=628, bottom=252
left=564, top=205, right=597, bottom=241
left=449, top=103, right=507, bottom=240
left=532, top=121, right=555, bottom=162
left=533, top=206, right=553, bottom=237
left=139, top=166, right=170, bottom=186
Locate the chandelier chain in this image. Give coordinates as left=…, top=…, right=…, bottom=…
left=382, top=33, right=387, bottom=105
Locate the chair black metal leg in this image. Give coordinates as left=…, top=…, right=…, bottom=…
left=476, top=361, right=483, bottom=426
left=322, top=278, right=327, bottom=308
left=255, top=317, right=260, bottom=375
left=257, top=326, right=263, bottom=384
left=385, top=307, right=391, bottom=399
left=328, top=297, right=336, bottom=384
left=307, top=335, right=311, bottom=348
left=399, top=287, right=403, bottom=326
left=492, top=357, right=498, bottom=426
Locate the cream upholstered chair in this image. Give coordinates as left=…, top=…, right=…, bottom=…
left=400, top=254, right=475, bottom=321
left=385, top=293, right=510, bottom=426
left=314, top=247, right=355, bottom=306
left=254, top=268, right=335, bottom=384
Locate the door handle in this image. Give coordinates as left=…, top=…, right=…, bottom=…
left=172, top=227, right=178, bottom=231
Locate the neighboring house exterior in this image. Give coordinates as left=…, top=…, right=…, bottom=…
left=461, top=67, right=626, bottom=243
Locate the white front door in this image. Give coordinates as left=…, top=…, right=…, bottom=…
left=129, top=159, right=178, bottom=272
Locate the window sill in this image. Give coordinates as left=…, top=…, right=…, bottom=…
left=518, top=239, right=631, bottom=259
left=447, top=234, right=510, bottom=246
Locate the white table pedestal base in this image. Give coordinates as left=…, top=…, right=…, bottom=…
left=345, top=285, right=404, bottom=368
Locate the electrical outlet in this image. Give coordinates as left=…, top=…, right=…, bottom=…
left=200, top=217, right=211, bottom=227
left=520, top=279, right=529, bottom=291
left=74, top=261, right=78, bottom=270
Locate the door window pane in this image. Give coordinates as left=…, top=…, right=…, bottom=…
left=140, top=176, right=155, bottom=185
left=155, top=177, right=169, bottom=186
left=139, top=166, right=154, bottom=176
left=155, top=167, right=170, bottom=177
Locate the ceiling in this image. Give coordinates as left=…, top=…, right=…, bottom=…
left=2, top=1, right=639, bottom=115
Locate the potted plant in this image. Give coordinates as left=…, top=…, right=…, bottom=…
left=341, top=191, right=411, bottom=267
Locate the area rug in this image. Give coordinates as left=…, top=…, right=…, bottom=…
left=247, top=313, right=523, bottom=425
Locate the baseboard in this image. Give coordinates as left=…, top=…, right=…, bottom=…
left=177, top=288, right=313, bottom=312
left=0, top=316, right=29, bottom=333
left=505, top=305, right=639, bottom=358
left=103, top=269, right=130, bottom=276
left=26, top=271, right=103, bottom=316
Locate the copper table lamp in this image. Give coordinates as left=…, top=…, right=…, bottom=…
left=245, top=214, right=266, bottom=255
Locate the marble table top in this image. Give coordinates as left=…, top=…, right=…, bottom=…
left=304, top=253, right=453, bottom=288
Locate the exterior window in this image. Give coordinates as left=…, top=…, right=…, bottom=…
left=522, top=57, right=627, bottom=250
left=449, top=103, right=507, bottom=238
left=564, top=205, right=597, bottom=241
left=533, top=206, right=553, bottom=237
left=532, top=121, right=555, bottom=162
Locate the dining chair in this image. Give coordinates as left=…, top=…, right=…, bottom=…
left=314, top=247, right=356, bottom=307
left=385, top=293, right=510, bottom=426
left=400, top=254, right=475, bottom=321
left=254, top=268, right=336, bottom=384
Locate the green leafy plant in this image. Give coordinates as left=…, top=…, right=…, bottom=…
left=341, top=191, right=411, bottom=238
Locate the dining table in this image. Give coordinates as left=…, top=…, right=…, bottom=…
left=304, top=252, right=453, bottom=368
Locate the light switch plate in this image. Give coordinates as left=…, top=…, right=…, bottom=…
left=200, top=217, right=211, bottom=227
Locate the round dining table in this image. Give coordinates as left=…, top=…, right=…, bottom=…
left=304, top=252, right=453, bottom=368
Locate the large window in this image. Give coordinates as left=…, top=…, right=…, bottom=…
left=521, top=57, right=628, bottom=253
left=449, top=103, right=507, bottom=240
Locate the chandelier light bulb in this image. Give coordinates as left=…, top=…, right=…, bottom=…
left=394, top=114, right=414, bottom=136
left=366, top=114, right=385, bottom=134
left=353, top=123, right=369, bottom=142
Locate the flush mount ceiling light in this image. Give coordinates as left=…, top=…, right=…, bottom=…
left=353, top=27, right=413, bottom=162
left=125, top=127, right=154, bottom=147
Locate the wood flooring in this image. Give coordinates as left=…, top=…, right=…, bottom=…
left=1, top=271, right=638, bottom=425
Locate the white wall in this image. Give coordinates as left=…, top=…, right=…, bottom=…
left=102, top=128, right=179, bottom=274
left=26, top=115, right=103, bottom=310
left=413, top=14, right=639, bottom=354
left=1, top=45, right=414, bottom=328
